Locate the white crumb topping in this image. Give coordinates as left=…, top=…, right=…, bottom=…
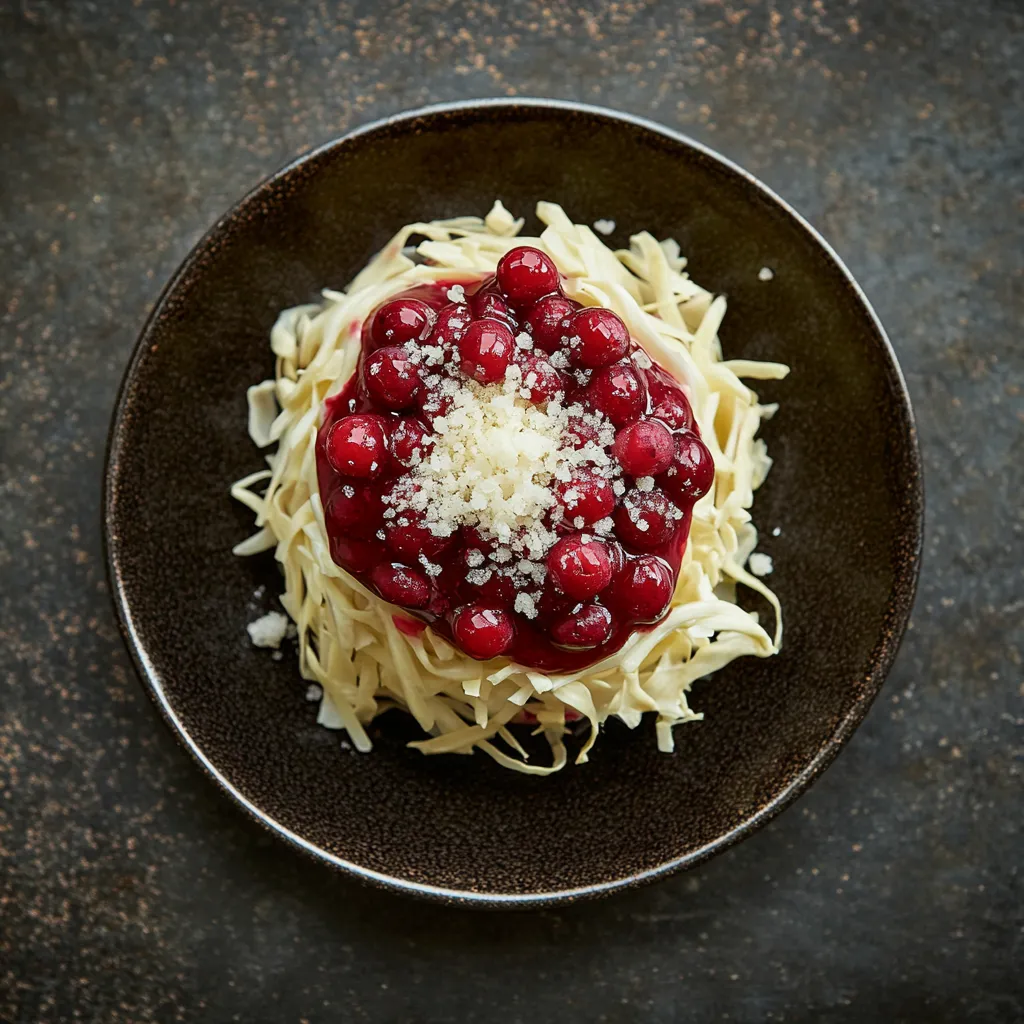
left=305, top=684, right=323, bottom=702
left=636, top=476, right=655, bottom=492
left=246, top=611, right=290, bottom=648
left=514, top=593, right=539, bottom=619
left=515, top=331, right=534, bottom=350
left=748, top=552, right=774, bottom=576
left=758, top=267, right=774, bottom=281
left=772, top=526, right=782, bottom=537
left=593, top=219, right=616, bottom=235
left=446, top=284, right=466, bottom=302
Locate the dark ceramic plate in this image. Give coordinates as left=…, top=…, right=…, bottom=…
left=104, top=100, right=922, bottom=906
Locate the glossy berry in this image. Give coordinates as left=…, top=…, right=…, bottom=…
left=330, top=535, right=387, bottom=573
left=416, top=385, right=454, bottom=426
left=470, top=283, right=515, bottom=325
left=611, top=555, right=674, bottom=622
left=613, top=418, right=675, bottom=477
left=325, top=414, right=389, bottom=479
left=550, top=603, right=614, bottom=650
left=547, top=534, right=613, bottom=600
left=389, top=416, right=434, bottom=469
left=428, top=302, right=472, bottom=353
left=458, top=320, right=515, bottom=384
left=658, top=431, right=715, bottom=502
left=649, top=382, right=694, bottom=430
left=613, top=488, right=679, bottom=550
left=452, top=605, right=515, bottom=660
left=364, top=346, right=422, bottom=409
left=325, top=481, right=384, bottom=539
left=518, top=354, right=569, bottom=404
left=385, top=510, right=455, bottom=563
left=496, top=246, right=560, bottom=306
left=370, top=563, right=431, bottom=609
left=369, top=298, right=435, bottom=348
left=525, top=294, right=578, bottom=352
left=567, top=308, right=630, bottom=368
left=585, top=362, right=646, bottom=426
left=556, top=471, right=616, bottom=527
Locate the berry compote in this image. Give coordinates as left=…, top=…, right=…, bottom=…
left=315, top=247, right=714, bottom=671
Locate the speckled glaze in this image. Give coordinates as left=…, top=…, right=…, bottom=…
left=104, top=100, right=922, bottom=906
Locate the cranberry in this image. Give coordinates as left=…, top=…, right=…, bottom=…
left=567, top=308, right=630, bottom=368
left=556, top=470, right=616, bottom=527
left=459, top=525, right=495, bottom=556
left=370, top=563, right=431, bottom=609
left=613, top=488, right=679, bottom=550
left=389, top=416, right=434, bottom=469
left=385, top=510, right=455, bottom=563
left=649, top=382, right=694, bottom=430
left=658, top=431, right=715, bottom=502
left=564, top=415, right=602, bottom=450
left=325, top=414, right=389, bottom=479
left=464, top=567, right=517, bottom=609
left=585, top=362, right=646, bottom=426
left=364, top=346, right=422, bottom=410
left=518, top=354, right=569, bottom=404
left=428, top=302, right=472, bottom=353
left=458, top=320, right=515, bottom=384
left=325, top=481, right=384, bottom=539
left=610, top=555, right=674, bottom=623
left=536, top=585, right=575, bottom=622
left=452, top=605, right=515, bottom=660
left=612, top=418, right=675, bottom=477
left=496, top=246, right=560, bottom=306
left=525, top=294, right=579, bottom=352
left=330, top=535, right=387, bottom=573
left=547, top=534, right=613, bottom=600
left=470, top=283, right=516, bottom=326
left=550, top=603, right=614, bottom=650
left=369, top=298, right=435, bottom=348
left=416, top=385, right=454, bottom=426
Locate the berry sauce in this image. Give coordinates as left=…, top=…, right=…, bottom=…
left=315, top=249, right=712, bottom=672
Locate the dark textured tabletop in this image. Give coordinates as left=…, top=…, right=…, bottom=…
left=1, top=1, right=1021, bottom=1021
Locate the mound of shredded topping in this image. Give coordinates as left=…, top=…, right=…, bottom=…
left=232, top=201, right=789, bottom=775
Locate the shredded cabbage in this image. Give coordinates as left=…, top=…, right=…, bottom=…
left=232, top=202, right=788, bottom=774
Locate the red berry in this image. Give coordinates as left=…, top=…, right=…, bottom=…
left=452, top=605, right=515, bottom=660
left=612, top=418, right=675, bottom=477
left=649, top=381, right=694, bottom=430
left=364, top=346, right=423, bottom=409
left=658, top=431, right=715, bottom=502
left=470, top=281, right=516, bottom=326
left=549, top=603, right=614, bottom=650
left=567, top=308, right=630, bottom=368
left=370, top=563, right=431, bottom=609
left=330, top=535, right=387, bottom=573
left=555, top=470, right=615, bottom=527
left=458, top=320, right=515, bottom=384
left=389, top=416, right=434, bottom=469
left=585, top=362, right=646, bottom=426
left=416, top=385, right=454, bottom=426
left=325, top=480, right=384, bottom=539
left=610, top=555, right=674, bottom=622
left=613, top=488, right=679, bottom=550
left=369, top=298, right=435, bottom=348
left=525, top=294, right=579, bottom=352
left=547, top=534, right=613, bottom=600
left=324, top=414, right=389, bottom=479
left=496, top=246, right=560, bottom=306
left=385, top=509, right=455, bottom=563
left=428, top=302, right=472, bottom=353
left=464, top=566, right=517, bottom=609
left=564, top=415, right=602, bottom=450
left=518, top=354, right=569, bottom=404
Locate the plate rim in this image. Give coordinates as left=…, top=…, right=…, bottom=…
left=102, top=97, right=925, bottom=907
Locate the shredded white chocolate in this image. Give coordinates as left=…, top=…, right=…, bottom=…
left=231, top=202, right=788, bottom=774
